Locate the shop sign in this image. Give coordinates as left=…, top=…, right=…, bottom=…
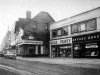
left=23, top=40, right=43, bottom=45
left=85, top=43, right=98, bottom=48
left=50, top=38, right=72, bottom=45
left=17, top=40, right=43, bottom=45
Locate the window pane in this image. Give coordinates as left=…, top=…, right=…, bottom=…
left=78, top=23, right=86, bottom=32
left=52, top=30, right=57, bottom=38
left=86, top=19, right=96, bottom=31
left=62, top=26, right=68, bottom=35
left=71, top=24, right=78, bottom=34
left=57, top=29, right=61, bottom=36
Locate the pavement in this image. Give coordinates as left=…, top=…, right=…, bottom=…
left=17, top=57, right=100, bottom=70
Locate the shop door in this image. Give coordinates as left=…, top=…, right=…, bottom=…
left=29, top=47, right=35, bottom=55
left=73, top=44, right=85, bottom=58
left=51, top=46, right=60, bottom=57
left=60, top=49, right=66, bottom=57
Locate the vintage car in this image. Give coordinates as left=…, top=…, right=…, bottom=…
left=4, top=52, right=16, bottom=59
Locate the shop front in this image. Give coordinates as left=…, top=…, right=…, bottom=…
left=50, top=38, right=72, bottom=58
left=16, top=40, right=46, bottom=57
left=73, top=32, right=100, bottom=58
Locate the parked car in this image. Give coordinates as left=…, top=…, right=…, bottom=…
left=0, top=53, right=4, bottom=57
left=0, top=51, right=4, bottom=57
left=4, top=52, right=16, bottom=59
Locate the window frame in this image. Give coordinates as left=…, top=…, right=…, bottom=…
left=52, top=30, right=57, bottom=38
left=71, top=18, right=97, bottom=34
left=86, top=18, right=97, bottom=31
left=78, top=22, right=86, bottom=33
left=57, top=29, right=62, bottom=36
left=71, top=23, right=78, bottom=34
left=61, top=25, right=68, bottom=36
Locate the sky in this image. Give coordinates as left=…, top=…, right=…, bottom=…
left=0, top=0, right=100, bottom=47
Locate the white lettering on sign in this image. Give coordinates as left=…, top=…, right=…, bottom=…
left=20, top=40, right=43, bottom=45
left=50, top=38, right=72, bottom=45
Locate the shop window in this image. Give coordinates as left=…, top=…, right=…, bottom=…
left=62, top=26, right=68, bottom=35
left=52, top=30, right=57, bottom=38
left=57, top=29, right=62, bottom=36
left=86, top=19, right=96, bottom=31
left=91, top=36, right=93, bottom=39
left=71, top=24, right=78, bottom=34
left=82, top=38, right=83, bottom=40
left=88, top=36, right=90, bottom=39
left=97, top=35, right=99, bottom=38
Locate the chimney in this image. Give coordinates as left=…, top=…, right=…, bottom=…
left=26, top=11, right=31, bottom=19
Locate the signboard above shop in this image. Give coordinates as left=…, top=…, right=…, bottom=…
left=17, top=40, right=43, bottom=45
left=50, top=38, right=72, bottom=45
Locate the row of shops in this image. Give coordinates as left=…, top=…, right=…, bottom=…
left=50, top=32, right=100, bottom=58
left=50, top=7, right=100, bottom=58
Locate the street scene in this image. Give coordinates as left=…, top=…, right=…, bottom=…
left=1, top=0, right=100, bottom=75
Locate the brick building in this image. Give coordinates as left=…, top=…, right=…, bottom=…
left=12, top=11, right=55, bottom=57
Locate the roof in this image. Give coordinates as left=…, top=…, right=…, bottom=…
left=51, top=7, right=100, bottom=25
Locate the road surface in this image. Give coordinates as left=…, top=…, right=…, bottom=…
left=0, top=68, right=21, bottom=75
left=0, top=57, right=100, bottom=75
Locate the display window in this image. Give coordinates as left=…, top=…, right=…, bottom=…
left=51, top=45, right=71, bottom=57
left=85, top=43, right=99, bottom=57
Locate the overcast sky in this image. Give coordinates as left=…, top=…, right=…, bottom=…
left=0, top=0, right=100, bottom=47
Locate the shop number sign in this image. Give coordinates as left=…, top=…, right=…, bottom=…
left=50, top=38, right=72, bottom=45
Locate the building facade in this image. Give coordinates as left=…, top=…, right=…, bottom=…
left=50, top=7, right=100, bottom=58
left=12, top=11, right=55, bottom=57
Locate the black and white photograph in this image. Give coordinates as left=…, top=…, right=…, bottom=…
left=0, top=0, right=100, bottom=75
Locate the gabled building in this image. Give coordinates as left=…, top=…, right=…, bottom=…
left=13, top=11, right=55, bottom=57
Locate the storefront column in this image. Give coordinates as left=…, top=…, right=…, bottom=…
left=41, top=46, right=43, bottom=54
left=49, top=43, right=52, bottom=57
left=71, top=43, right=74, bottom=58
left=35, top=45, right=38, bottom=54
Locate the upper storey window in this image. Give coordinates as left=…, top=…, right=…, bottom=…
left=78, top=23, right=86, bottom=32
left=31, top=21, right=37, bottom=29
left=52, top=30, right=57, bottom=38
left=52, top=26, right=69, bottom=38
left=86, top=19, right=96, bottom=31
left=57, top=29, right=62, bottom=36
left=71, top=18, right=97, bottom=34
left=71, top=24, right=78, bottom=34
left=62, top=26, right=68, bottom=35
